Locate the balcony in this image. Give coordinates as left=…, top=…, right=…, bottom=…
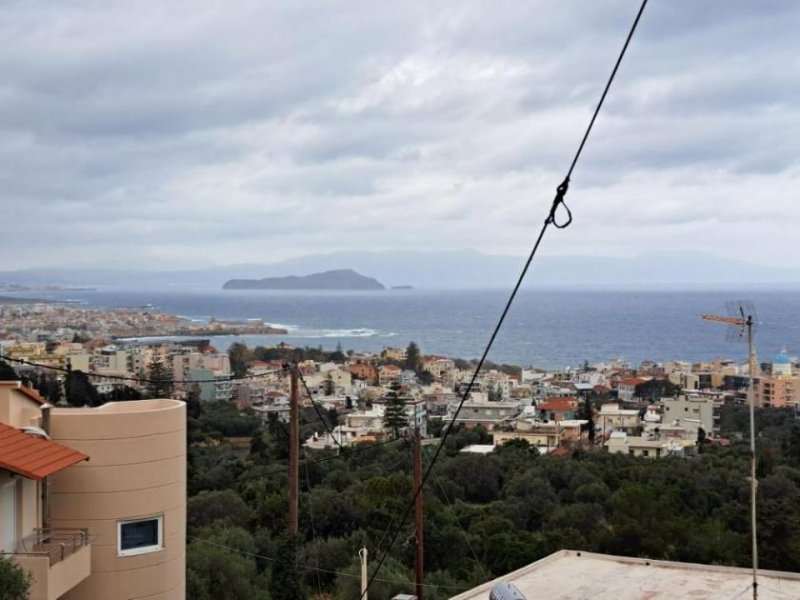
left=12, top=528, right=92, bottom=600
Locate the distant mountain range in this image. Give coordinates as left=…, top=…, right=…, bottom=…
left=223, top=269, right=385, bottom=291
left=1, top=250, right=798, bottom=290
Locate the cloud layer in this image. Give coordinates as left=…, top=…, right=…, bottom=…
left=2, top=0, right=799, bottom=269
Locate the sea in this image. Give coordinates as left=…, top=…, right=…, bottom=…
left=17, top=288, right=800, bottom=370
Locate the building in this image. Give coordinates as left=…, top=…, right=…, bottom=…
left=604, top=431, right=696, bottom=458
left=450, top=396, right=521, bottom=430
left=48, top=400, right=187, bottom=599
left=537, top=397, right=578, bottom=422
left=661, top=395, right=719, bottom=435
left=450, top=550, right=800, bottom=599
left=750, top=351, right=800, bottom=408
left=0, top=379, right=187, bottom=599
left=615, top=377, right=646, bottom=401
left=378, top=364, right=402, bottom=384
left=1, top=421, right=92, bottom=600
left=598, top=403, right=641, bottom=435
left=346, top=362, right=377, bottom=384
left=187, top=368, right=234, bottom=402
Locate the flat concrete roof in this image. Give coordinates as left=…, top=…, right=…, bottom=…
left=449, top=550, right=800, bottom=600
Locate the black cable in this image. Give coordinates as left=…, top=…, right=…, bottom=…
left=361, top=1, right=649, bottom=595
left=0, top=353, right=286, bottom=385
left=296, top=367, right=405, bottom=470
left=302, top=447, right=324, bottom=596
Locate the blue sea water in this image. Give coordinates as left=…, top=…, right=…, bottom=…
left=25, top=288, right=800, bottom=369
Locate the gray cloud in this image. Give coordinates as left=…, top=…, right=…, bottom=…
left=1, top=0, right=799, bottom=270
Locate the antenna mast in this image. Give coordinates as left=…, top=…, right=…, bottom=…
left=702, top=302, right=758, bottom=599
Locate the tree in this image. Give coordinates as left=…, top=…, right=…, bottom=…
left=580, top=398, right=596, bottom=443
left=382, top=382, right=408, bottom=439
left=697, top=426, right=708, bottom=453
left=100, top=385, right=141, bottom=403
left=269, top=532, right=304, bottom=600
left=0, top=554, right=31, bottom=600
left=488, top=382, right=503, bottom=402
left=147, top=354, right=174, bottom=398
left=404, top=341, right=421, bottom=372
left=65, top=370, right=100, bottom=407
left=330, top=342, right=346, bottom=363
left=635, top=378, right=681, bottom=403
left=323, top=375, right=335, bottom=396
left=228, top=342, right=250, bottom=379
left=0, top=360, right=18, bottom=381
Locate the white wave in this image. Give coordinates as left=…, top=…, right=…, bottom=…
left=176, top=315, right=206, bottom=322
left=269, top=322, right=300, bottom=332
left=289, top=327, right=379, bottom=338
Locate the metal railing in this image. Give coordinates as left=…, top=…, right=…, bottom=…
left=14, top=528, right=91, bottom=566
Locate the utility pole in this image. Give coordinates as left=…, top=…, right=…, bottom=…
left=359, top=547, right=369, bottom=600
left=414, top=428, right=424, bottom=600
left=702, top=306, right=758, bottom=599
left=746, top=314, right=758, bottom=600
left=289, top=364, right=299, bottom=535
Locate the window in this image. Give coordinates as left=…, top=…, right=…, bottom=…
left=118, top=516, right=163, bottom=556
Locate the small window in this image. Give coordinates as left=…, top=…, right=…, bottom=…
left=118, top=516, right=163, bottom=556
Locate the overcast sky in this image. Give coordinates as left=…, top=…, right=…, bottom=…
left=2, top=0, right=799, bottom=271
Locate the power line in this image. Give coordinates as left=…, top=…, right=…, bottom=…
left=186, top=535, right=467, bottom=592
left=431, top=471, right=489, bottom=581
left=296, top=367, right=411, bottom=470
left=361, top=1, right=650, bottom=595
left=0, top=352, right=287, bottom=385
left=296, top=368, right=355, bottom=457
left=302, top=447, right=324, bottom=597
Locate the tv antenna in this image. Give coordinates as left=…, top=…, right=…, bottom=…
left=701, top=300, right=758, bottom=599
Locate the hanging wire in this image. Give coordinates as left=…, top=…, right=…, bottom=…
left=361, top=1, right=650, bottom=595
left=0, top=352, right=286, bottom=385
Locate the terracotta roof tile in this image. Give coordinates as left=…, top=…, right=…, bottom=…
left=0, top=423, right=88, bottom=480
left=16, top=386, right=46, bottom=404
left=539, top=398, right=578, bottom=412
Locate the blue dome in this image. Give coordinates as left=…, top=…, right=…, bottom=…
left=774, top=352, right=791, bottom=364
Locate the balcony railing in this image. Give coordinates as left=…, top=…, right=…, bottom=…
left=14, top=528, right=91, bottom=566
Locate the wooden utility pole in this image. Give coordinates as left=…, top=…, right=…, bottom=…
left=289, top=365, right=299, bottom=535
left=413, top=428, right=424, bottom=600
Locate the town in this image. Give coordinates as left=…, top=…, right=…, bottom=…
left=2, top=301, right=795, bottom=459
left=0, top=301, right=287, bottom=342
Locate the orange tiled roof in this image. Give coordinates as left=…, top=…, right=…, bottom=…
left=0, top=423, right=89, bottom=480
left=16, top=386, right=46, bottom=404
left=539, top=397, right=578, bottom=412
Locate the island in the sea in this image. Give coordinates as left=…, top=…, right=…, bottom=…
left=223, top=269, right=386, bottom=291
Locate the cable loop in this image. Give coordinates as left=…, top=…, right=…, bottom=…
left=546, top=177, right=573, bottom=229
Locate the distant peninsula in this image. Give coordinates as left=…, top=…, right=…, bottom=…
left=223, top=269, right=386, bottom=291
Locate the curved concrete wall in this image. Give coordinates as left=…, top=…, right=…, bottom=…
left=48, top=400, right=186, bottom=600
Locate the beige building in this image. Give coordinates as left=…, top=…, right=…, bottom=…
left=0, top=380, right=186, bottom=600
left=451, top=550, right=800, bottom=600
left=605, top=431, right=696, bottom=458
left=661, top=395, right=718, bottom=435
left=49, top=400, right=186, bottom=600
left=750, top=352, right=800, bottom=408
left=598, top=403, right=640, bottom=434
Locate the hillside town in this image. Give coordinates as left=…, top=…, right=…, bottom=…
left=2, top=301, right=796, bottom=459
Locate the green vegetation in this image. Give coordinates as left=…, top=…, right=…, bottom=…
left=0, top=554, right=31, bottom=600
left=147, top=354, right=174, bottom=398
left=383, top=382, right=408, bottom=439
left=186, top=396, right=800, bottom=598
